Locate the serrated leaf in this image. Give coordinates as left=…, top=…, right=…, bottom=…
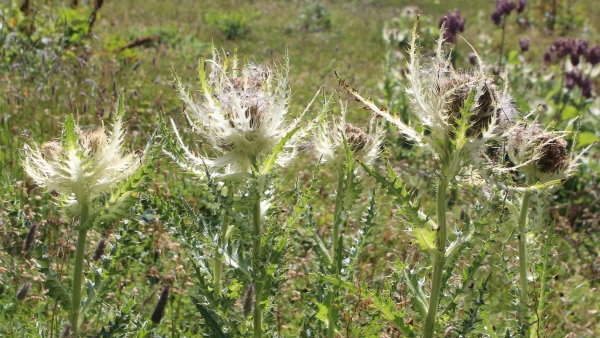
left=62, top=114, right=77, bottom=150
left=192, top=297, right=228, bottom=338
left=44, top=275, right=72, bottom=311
left=413, top=227, right=437, bottom=252
left=259, top=126, right=300, bottom=175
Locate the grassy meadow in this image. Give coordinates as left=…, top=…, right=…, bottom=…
left=1, top=0, right=600, bottom=337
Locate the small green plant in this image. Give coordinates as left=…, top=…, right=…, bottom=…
left=300, top=3, right=332, bottom=32
left=205, top=8, right=258, bottom=40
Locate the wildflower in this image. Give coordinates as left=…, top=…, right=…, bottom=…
left=468, top=53, right=477, bottom=65
left=151, top=285, right=170, bottom=324
left=170, top=48, right=307, bottom=179
left=517, top=0, right=526, bottom=13
left=22, top=100, right=140, bottom=219
left=491, top=0, right=518, bottom=25
left=243, top=283, right=254, bottom=318
left=93, top=238, right=107, bottom=261
left=313, top=103, right=384, bottom=170
left=506, top=121, right=587, bottom=183
left=340, top=18, right=515, bottom=166
left=519, top=38, right=530, bottom=52
left=23, top=222, right=37, bottom=252
left=403, top=22, right=515, bottom=152
left=16, top=282, right=31, bottom=301
left=62, top=323, right=72, bottom=338
left=438, top=10, right=466, bottom=44
left=585, top=45, right=600, bottom=66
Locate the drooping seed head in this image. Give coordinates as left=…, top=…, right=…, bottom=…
left=93, top=238, right=107, bottom=261
left=243, top=283, right=254, bottom=318
left=151, top=285, right=170, bottom=324
left=23, top=222, right=38, bottom=252
left=16, top=282, right=31, bottom=301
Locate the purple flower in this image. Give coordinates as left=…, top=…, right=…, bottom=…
left=491, top=0, right=520, bottom=26
left=439, top=10, right=466, bottom=44
left=585, top=45, right=600, bottom=66
left=519, top=38, right=530, bottom=52
left=580, top=77, right=594, bottom=98
left=468, top=53, right=477, bottom=65
left=517, top=0, right=526, bottom=14
left=543, top=50, right=552, bottom=63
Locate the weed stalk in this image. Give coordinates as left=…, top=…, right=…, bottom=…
left=253, top=193, right=263, bottom=338
left=423, top=175, right=449, bottom=338
left=69, top=201, right=89, bottom=336
left=518, top=191, right=532, bottom=318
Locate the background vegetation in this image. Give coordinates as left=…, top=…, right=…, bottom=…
left=1, top=0, right=599, bottom=336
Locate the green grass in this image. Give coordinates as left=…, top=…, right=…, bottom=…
left=2, top=0, right=600, bottom=336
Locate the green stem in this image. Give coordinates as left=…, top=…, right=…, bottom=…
left=328, top=170, right=346, bottom=338
left=213, top=214, right=230, bottom=298
left=518, top=191, right=532, bottom=318
left=423, top=176, right=449, bottom=338
left=253, top=196, right=262, bottom=338
left=331, top=171, right=345, bottom=274
left=70, top=202, right=89, bottom=336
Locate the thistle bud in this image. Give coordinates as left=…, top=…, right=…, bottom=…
left=16, top=282, right=31, bottom=301
left=506, top=123, right=577, bottom=183
left=243, top=283, right=255, bottom=318
left=151, top=285, right=170, bottom=324
left=92, top=238, right=107, bottom=261
left=23, top=222, right=38, bottom=252
left=519, top=38, right=530, bottom=52
left=62, top=323, right=72, bottom=338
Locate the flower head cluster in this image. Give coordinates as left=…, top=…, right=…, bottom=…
left=543, top=38, right=597, bottom=98
left=506, top=120, right=583, bottom=184
left=23, top=102, right=140, bottom=217
left=491, top=0, right=526, bottom=25
left=313, top=103, right=384, bottom=170
left=170, top=48, right=305, bottom=179
left=438, top=10, right=466, bottom=44
left=404, top=21, right=515, bottom=153
left=565, top=70, right=594, bottom=98
left=340, top=18, right=516, bottom=178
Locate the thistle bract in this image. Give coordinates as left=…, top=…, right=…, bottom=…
left=506, top=121, right=585, bottom=184
left=314, top=104, right=384, bottom=169
left=22, top=97, right=140, bottom=220
left=170, top=48, right=304, bottom=178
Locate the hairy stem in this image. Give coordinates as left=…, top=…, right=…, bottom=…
left=253, top=195, right=262, bottom=338
left=328, top=170, right=346, bottom=338
left=213, top=214, right=230, bottom=298
left=70, top=202, right=89, bottom=336
left=518, top=191, right=532, bottom=318
left=423, top=176, right=449, bottom=338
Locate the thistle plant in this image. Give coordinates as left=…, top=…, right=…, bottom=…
left=503, top=118, right=592, bottom=322
left=313, top=98, right=384, bottom=337
left=21, top=95, right=147, bottom=336
left=167, top=48, right=314, bottom=337
left=339, top=17, right=516, bottom=337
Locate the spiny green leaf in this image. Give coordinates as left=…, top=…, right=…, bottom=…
left=191, top=297, right=228, bottom=338
left=259, top=126, right=300, bottom=175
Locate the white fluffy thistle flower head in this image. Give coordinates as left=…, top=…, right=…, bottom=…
left=339, top=17, right=516, bottom=176
left=403, top=16, right=516, bottom=152
left=170, top=47, right=307, bottom=179
left=22, top=96, right=140, bottom=217
left=313, top=100, right=384, bottom=170
left=505, top=118, right=591, bottom=185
